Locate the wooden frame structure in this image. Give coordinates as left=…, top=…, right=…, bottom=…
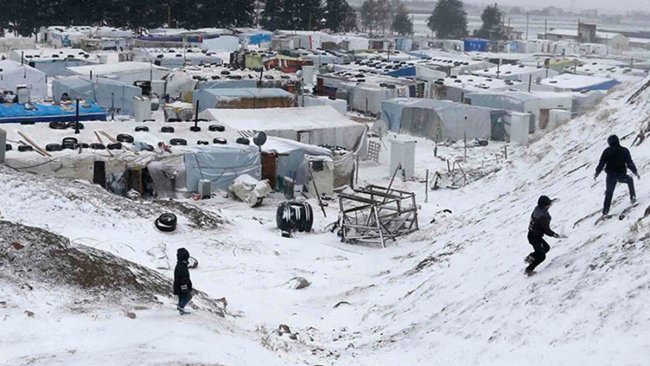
left=338, top=184, right=419, bottom=247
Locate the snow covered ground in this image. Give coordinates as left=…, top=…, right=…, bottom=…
left=2, top=78, right=650, bottom=365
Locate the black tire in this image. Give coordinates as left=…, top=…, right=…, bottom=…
left=161, top=126, right=175, bottom=133
left=107, top=142, right=122, bottom=150
left=135, top=126, right=149, bottom=132
left=5, top=144, right=12, bottom=151
left=197, top=118, right=208, bottom=122
left=117, top=134, right=134, bottom=143
left=49, top=121, right=68, bottom=130
left=155, top=213, right=177, bottom=232
left=189, top=126, right=201, bottom=132
left=80, top=143, right=89, bottom=148
left=209, top=124, right=225, bottom=132
left=169, top=138, right=187, bottom=146
left=167, top=118, right=181, bottom=122
left=18, top=145, right=33, bottom=152
left=141, top=144, right=155, bottom=152
left=143, top=119, right=156, bottom=123
left=61, top=137, right=78, bottom=150
left=90, top=143, right=105, bottom=150
left=45, top=143, right=63, bottom=152
left=304, top=203, right=314, bottom=232
left=188, top=256, right=199, bottom=269
left=67, top=121, right=84, bottom=130
left=213, top=137, right=227, bottom=144
left=236, top=137, right=250, bottom=145
left=197, top=140, right=209, bottom=145
left=19, top=121, right=35, bottom=125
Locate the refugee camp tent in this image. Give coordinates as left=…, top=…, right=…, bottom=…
left=464, top=91, right=573, bottom=130
left=261, top=137, right=332, bottom=188
left=200, top=106, right=365, bottom=150
left=183, top=144, right=261, bottom=193
left=0, top=60, right=48, bottom=97
left=52, top=76, right=141, bottom=115
left=381, top=98, right=511, bottom=141
left=192, top=88, right=295, bottom=112
left=67, top=62, right=170, bottom=84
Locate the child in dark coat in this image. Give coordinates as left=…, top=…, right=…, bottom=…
left=173, top=248, right=193, bottom=314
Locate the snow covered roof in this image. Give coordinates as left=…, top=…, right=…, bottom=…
left=473, top=64, right=546, bottom=78
left=198, top=88, right=293, bottom=98
left=67, top=62, right=169, bottom=76
left=540, top=74, right=618, bottom=90
left=202, top=106, right=359, bottom=131
left=438, top=74, right=522, bottom=91
left=12, top=48, right=97, bottom=62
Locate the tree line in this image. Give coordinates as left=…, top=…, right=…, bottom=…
left=0, top=0, right=358, bottom=37
left=1, top=0, right=510, bottom=42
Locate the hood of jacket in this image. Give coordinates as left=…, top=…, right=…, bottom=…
left=608, top=135, right=620, bottom=147
left=177, top=247, right=190, bottom=263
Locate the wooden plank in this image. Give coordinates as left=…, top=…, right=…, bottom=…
left=17, top=131, right=51, bottom=157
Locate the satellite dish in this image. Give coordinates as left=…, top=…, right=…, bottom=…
left=253, top=131, right=267, bottom=147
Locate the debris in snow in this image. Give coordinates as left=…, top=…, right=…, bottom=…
left=24, top=310, right=34, bottom=317
left=125, top=311, right=136, bottom=319
left=10, top=241, right=25, bottom=250
left=333, top=301, right=351, bottom=308
left=277, top=324, right=298, bottom=340
left=287, top=277, right=311, bottom=290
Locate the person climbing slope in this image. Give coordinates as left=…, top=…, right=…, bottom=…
left=594, top=134, right=640, bottom=216
left=173, top=248, right=193, bottom=315
left=525, top=195, right=563, bottom=276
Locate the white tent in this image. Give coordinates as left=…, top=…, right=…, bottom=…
left=0, top=60, right=47, bottom=97
left=200, top=106, right=366, bottom=150
left=67, top=62, right=169, bottom=84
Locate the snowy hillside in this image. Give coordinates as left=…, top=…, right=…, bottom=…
left=2, top=78, right=650, bottom=365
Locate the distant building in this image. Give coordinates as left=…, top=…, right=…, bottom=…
left=578, top=23, right=597, bottom=43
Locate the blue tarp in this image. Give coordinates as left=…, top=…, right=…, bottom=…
left=387, top=66, right=416, bottom=78
left=0, top=101, right=106, bottom=123
left=464, top=38, right=489, bottom=52
left=248, top=33, right=273, bottom=46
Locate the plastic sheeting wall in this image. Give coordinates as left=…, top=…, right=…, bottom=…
left=184, top=145, right=261, bottom=192
left=350, top=83, right=409, bottom=115
left=52, top=76, right=141, bottom=115
left=0, top=60, right=48, bottom=97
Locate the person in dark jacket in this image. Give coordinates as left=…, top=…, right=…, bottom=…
left=594, top=135, right=639, bottom=215
left=173, top=248, right=193, bottom=314
left=525, top=195, right=562, bottom=276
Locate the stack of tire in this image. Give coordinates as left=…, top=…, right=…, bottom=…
left=276, top=202, right=313, bottom=235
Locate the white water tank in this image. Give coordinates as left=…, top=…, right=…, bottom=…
left=390, top=139, right=416, bottom=180
left=509, top=112, right=530, bottom=145
left=301, top=65, right=315, bottom=85
left=133, top=96, right=151, bottom=121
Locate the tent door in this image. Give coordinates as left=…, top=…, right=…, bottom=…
left=540, top=109, right=550, bottom=129
left=297, top=130, right=310, bottom=145
left=261, top=152, right=278, bottom=189
left=93, top=161, right=106, bottom=188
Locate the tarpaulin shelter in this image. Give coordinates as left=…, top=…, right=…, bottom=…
left=67, top=62, right=169, bottom=84
left=0, top=60, right=47, bottom=97
left=52, top=76, right=141, bottom=115
left=381, top=98, right=507, bottom=141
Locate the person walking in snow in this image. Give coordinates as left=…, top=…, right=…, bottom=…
left=525, top=195, right=562, bottom=276
left=173, top=248, right=193, bottom=315
left=594, top=135, right=639, bottom=216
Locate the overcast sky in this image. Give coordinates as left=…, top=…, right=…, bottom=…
left=463, top=0, right=650, bottom=12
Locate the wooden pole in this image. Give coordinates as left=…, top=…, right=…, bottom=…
left=425, top=169, right=429, bottom=203
left=17, top=131, right=51, bottom=157
left=307, top=163, right=327, bottom=218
